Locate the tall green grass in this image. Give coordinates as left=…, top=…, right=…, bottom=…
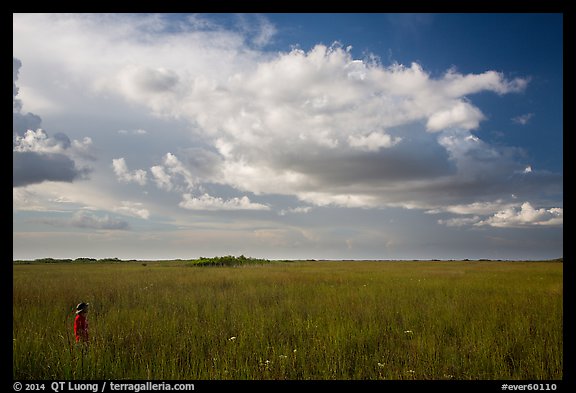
left=13, top=261, right=562, bottom=380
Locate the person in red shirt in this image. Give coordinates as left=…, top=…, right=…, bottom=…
left=74, top=302, right=89, bottom=343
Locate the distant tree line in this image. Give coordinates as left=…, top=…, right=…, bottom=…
left=13, top=255, right=272, bottom=266
left=13, top=256, right=561, bottom=265
left=13, top=257, right=126, bottom=264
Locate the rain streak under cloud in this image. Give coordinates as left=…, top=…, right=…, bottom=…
left=13, top=13, right=562, bottom=260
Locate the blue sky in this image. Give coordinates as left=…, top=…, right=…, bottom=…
left=13, top=13, right=563, bottom=260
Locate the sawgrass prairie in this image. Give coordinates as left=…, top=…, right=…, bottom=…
left=12, top=260, right=562, bottom=380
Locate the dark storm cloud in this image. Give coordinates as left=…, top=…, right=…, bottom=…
left=13, top=112, right=42, bottom=136
left=13, top=57, right=93, bottom=187
left=13, top=151, right=90, bottom=187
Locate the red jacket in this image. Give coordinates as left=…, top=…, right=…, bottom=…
left=74, top=313, right=89, bottom=342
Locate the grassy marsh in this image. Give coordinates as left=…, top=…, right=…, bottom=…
left=12, top=260, right=562, bottom=380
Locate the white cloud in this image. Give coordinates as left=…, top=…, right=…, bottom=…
left=14, top=129, right=63, bottom=154
left=112, top=158, right=147, bottom=186
left=150, top=165, right=173, bottom=191
left=432, top=198, right=563, bottom=228
left=134, top=43, right=526, bottom=206
left=179, top=193, right=270, bottom=211
left=348, top=131, right=401, bottom=151
left=440, top=68, right=528, bottom=97
left=163, top=153, right=195, bottom=189
left=476, top=202, right=563, bottom=228
left=14, top=129, right=95, bottom=160
left=149, top=153, right=195, bottom=192
left=426, top=101, right=485, bottom=131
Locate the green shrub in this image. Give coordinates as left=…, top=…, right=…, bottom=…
left=189, top=255, right=270, bottom=267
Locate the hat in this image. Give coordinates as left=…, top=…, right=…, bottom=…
left=76, top=302, right=89, bottom=314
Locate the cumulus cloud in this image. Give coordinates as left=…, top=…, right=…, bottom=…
left=426, top=101, right=485, bottom=131
left=112, top=158, right=147, bottom=186
left=477, top=202, right=563, bottom=228
left=105, top=42, right=530, bottom=210
left=150, top=152, right=196, bottom=191
left=14, top=14, right=559, bottom=220
left=435, top=201, right=562, bottom=228
left=14, top=129, right=93, bottom=158
left=13, top=56, right=93, bottom=187
left=150, top=165, right=173, bottom=191
left=439, top=68, right=528, bottom=97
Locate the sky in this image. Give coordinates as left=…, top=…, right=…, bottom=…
left=12, top=13, right=563, bottom=261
